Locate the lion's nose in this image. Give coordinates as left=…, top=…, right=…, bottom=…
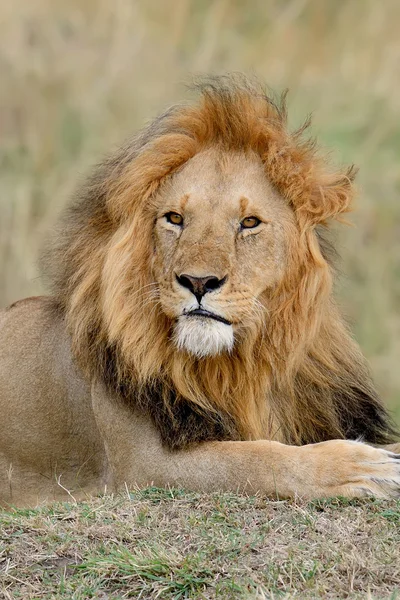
left=176, top=273, right=227, bottom=304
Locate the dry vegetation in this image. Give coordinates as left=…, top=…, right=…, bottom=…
left=1, top=2, right=400, bottom=598
left=1, top=488, right=400, bottom=599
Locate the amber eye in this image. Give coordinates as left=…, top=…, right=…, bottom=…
left=165, top=212, right=183, bottom=226
left=241, top=216, right=261, bottom=229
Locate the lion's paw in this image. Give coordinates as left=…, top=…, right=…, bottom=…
left=303, top=440, right=400, bottom=499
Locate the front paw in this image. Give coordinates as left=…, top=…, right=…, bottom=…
left=300, top=440, right=400, bottom=499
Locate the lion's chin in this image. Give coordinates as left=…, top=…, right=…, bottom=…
left=173, top=316, right=234, bottom=358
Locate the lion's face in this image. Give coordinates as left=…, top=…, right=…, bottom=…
left=151, top=149, right=296, bottom=358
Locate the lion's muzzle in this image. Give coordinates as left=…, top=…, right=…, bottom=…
left=173, top=313, right=234, bottom=358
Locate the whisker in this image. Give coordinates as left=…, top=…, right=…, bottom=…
left=126, top=282, right=159, bottom=303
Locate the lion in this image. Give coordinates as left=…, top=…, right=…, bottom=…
left=0, top=75, right=399, bottom=507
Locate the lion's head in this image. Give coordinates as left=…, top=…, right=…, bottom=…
left=43, top=75, right=395, bottom=449
left=148, top=147, right=297, bottom=358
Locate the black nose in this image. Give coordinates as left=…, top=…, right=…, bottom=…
left=176, top=273, right=227, bottom=303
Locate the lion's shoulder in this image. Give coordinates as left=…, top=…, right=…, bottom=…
left=2, top=295, right=39, bottom=321
left=6, top=295, right=47, bottom=312
left=0, top=296, right=65, bottom=355
left=2, top=295, right=59, bottom=326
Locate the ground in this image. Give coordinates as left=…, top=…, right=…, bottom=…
left=0, top=489, right=399, bottom=599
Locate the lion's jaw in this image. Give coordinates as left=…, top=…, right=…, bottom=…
left=173, top=316, right=234, bottom=358
left=151, top=149, right=297, bottom=358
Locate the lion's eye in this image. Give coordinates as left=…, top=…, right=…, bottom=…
left=165, top=212, right=183, bottom=226
left=241, top=216, right=261, bottom=229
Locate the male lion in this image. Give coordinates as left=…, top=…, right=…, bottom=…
left=0, top=75, right=399, bottom=507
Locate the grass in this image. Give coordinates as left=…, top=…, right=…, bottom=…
left=1, top=488, right=399, bottom=599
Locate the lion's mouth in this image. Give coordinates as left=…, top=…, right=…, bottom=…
left=185, top=308, right=231, bottom=326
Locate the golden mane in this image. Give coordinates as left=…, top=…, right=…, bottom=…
left=43, top=75, right=396, bottom=449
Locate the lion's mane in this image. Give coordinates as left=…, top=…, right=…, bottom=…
left=43, top=75, right=396, bottom=449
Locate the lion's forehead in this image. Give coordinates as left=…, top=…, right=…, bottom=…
left=164, top=149, right=287, bottom=220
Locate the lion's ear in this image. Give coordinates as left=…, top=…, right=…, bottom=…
left=295, top=164, right=358, bottom=228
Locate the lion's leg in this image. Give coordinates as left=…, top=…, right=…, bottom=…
left=92, top=382, right=400, bottom=500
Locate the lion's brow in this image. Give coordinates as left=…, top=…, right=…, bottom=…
left=239, top=196, right=249, bottom=215
left=180, top=194, right=189, bottom=211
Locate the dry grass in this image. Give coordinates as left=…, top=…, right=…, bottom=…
left=0, top=488, right=399, bottom=599
left=1, top=0, right=399, bottom=419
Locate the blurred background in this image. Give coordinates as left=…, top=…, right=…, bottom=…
left=0, top=0, right=399, bottom=421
